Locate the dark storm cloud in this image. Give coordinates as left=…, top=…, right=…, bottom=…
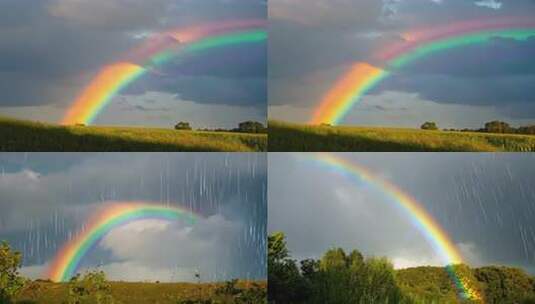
left=268, top=153, right=535, bottom=274
left=0, top=153, right=267, bottom=281
left=125, top=43, right=267, bottom=105
left=0, top=0, right=266, bottom=108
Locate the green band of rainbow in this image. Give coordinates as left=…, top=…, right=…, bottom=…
left=47, top=202, right=198, bottom=282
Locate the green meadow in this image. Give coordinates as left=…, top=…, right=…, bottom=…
left=14, top=280, right=267, bottom=304
left=268, top=120, right=535, bottom=152
left=0, top=117, right=267, bottom=152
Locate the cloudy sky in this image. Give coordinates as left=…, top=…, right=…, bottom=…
left=269, top=0, right=535, bottom=129
left=0, top=0, right=267, bottom=128
left=0, top=153, right=267, bottom=282
left=269, top=153, right=535, bottom=274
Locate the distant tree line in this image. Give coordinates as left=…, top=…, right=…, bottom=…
left=268, top=232, right=535, bottom=304
left=422, top=120, right=535, bottom=135
left=175, top=121, right=267, bottom=134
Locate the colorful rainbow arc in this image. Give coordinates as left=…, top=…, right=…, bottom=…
left=46, top=202, right=198, bottom=282
left=311, top=18, right=535, bottom=125
left=304, top=153, right=482, bottom=301
left=62, top=19, right=267, bottom=125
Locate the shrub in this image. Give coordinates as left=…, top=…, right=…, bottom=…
left=0, top=241, right=25, bottom=304
left=66, top=270, right=116, bottom=304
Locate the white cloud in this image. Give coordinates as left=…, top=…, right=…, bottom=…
left=92, top=215, right=242, bottom=282
left=474, top=0, right=503, bottom=10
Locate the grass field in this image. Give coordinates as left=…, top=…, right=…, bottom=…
left=14, top=280, right=267, bottom=304
left=0, top=117, right=267, bottom=152
left=269, top=120, right=535, bottom=152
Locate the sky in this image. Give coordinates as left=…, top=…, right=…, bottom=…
left=0, top=0, right=267, bottom=129
left=269, top=0, right=535, bottom=129
left=268, top=153, right=535, bottom=274
left=0, top=153, right=267, bottom=282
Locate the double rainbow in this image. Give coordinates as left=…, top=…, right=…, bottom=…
left=46, top=202, right=198, bottom=282
left=305, top=153, right=482, bottom=301
left=311, top=18, right=535, bottom=125
left=62, top=19, right=267, bottom=125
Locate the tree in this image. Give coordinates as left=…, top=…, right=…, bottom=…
left=268, top=232, right=309, bottom=304
left=175, top=122, right=192, bottom=131
left=475, top=266, right=534, bottom=304
left=237, top=121, right=266, bottom=134
left=0, top=241, right=25, bottom=304
left=421, top=122, right=439, bottom=130
left=484, top=121, right=511, bottom=134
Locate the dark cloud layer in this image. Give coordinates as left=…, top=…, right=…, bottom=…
left=0, top=0, right=266, bottom=121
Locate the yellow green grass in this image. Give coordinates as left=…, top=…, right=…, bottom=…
left=15, top=281, right=266, bottom=304
left=269, top=120, right=535, bottom=152
left=0, top=117, right=266, bottom=152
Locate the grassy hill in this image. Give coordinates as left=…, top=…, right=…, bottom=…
left=14, top=280, right=267, bottom=304
left=0, top=117, right=267, bottom=152
left=269, top=120, right=535, bottom=152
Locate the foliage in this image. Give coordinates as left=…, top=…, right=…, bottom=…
left=65, top=270, right=116, bottom=304
left=0, top=116, right=267, bottom=152
left=236, top=121, right=267, bottom=134
left=268, top=233, right=410, bottom=304
left=421, top=121, right=439, bottom=130
left=474, top=266, right=535, bottom=304
left=268, top=233, right=535, bottom=304
left=175, top=122, right=193, bottom=131
left=268, top=120, right=535, bottom=152
left=268, top=232, right=309, bottom=304
left=484, top=121, right=512, bottom=134
left=0, top=241, right=25, bottom=304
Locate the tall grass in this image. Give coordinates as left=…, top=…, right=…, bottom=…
left=269, top=120, right=535, bottom=152
left=0, top=117, right=266, bottom=152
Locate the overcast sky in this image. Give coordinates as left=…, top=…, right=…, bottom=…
left=0, top=0, right=267, bottom=129
left=269, top=153, right=535, bottom=274
left=269, top=0, right=535, bottom=129
left=0, top=153, right=267, bottom=282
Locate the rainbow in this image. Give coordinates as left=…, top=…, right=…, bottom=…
left=311, top=18, right=535, bottom=125
left=304, top=153, right=482, bottom=301
left=62, top=19, right=267, bottom=125
left=46, top=202, right=198, bottom=282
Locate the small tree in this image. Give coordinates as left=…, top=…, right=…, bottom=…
left=237, top=121, right=266, bottom=133
left=421, top=122, right=439, bottom=130
left=484, top=121, right=511, bottom=134
left=175, top=122, right=192, bottom=131
left=0, top=241, right=25, bottom=304
left=66, top=270, right=115, bottom=304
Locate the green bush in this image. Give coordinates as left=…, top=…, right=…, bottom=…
left=65, top=270, right=116, bottom=304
